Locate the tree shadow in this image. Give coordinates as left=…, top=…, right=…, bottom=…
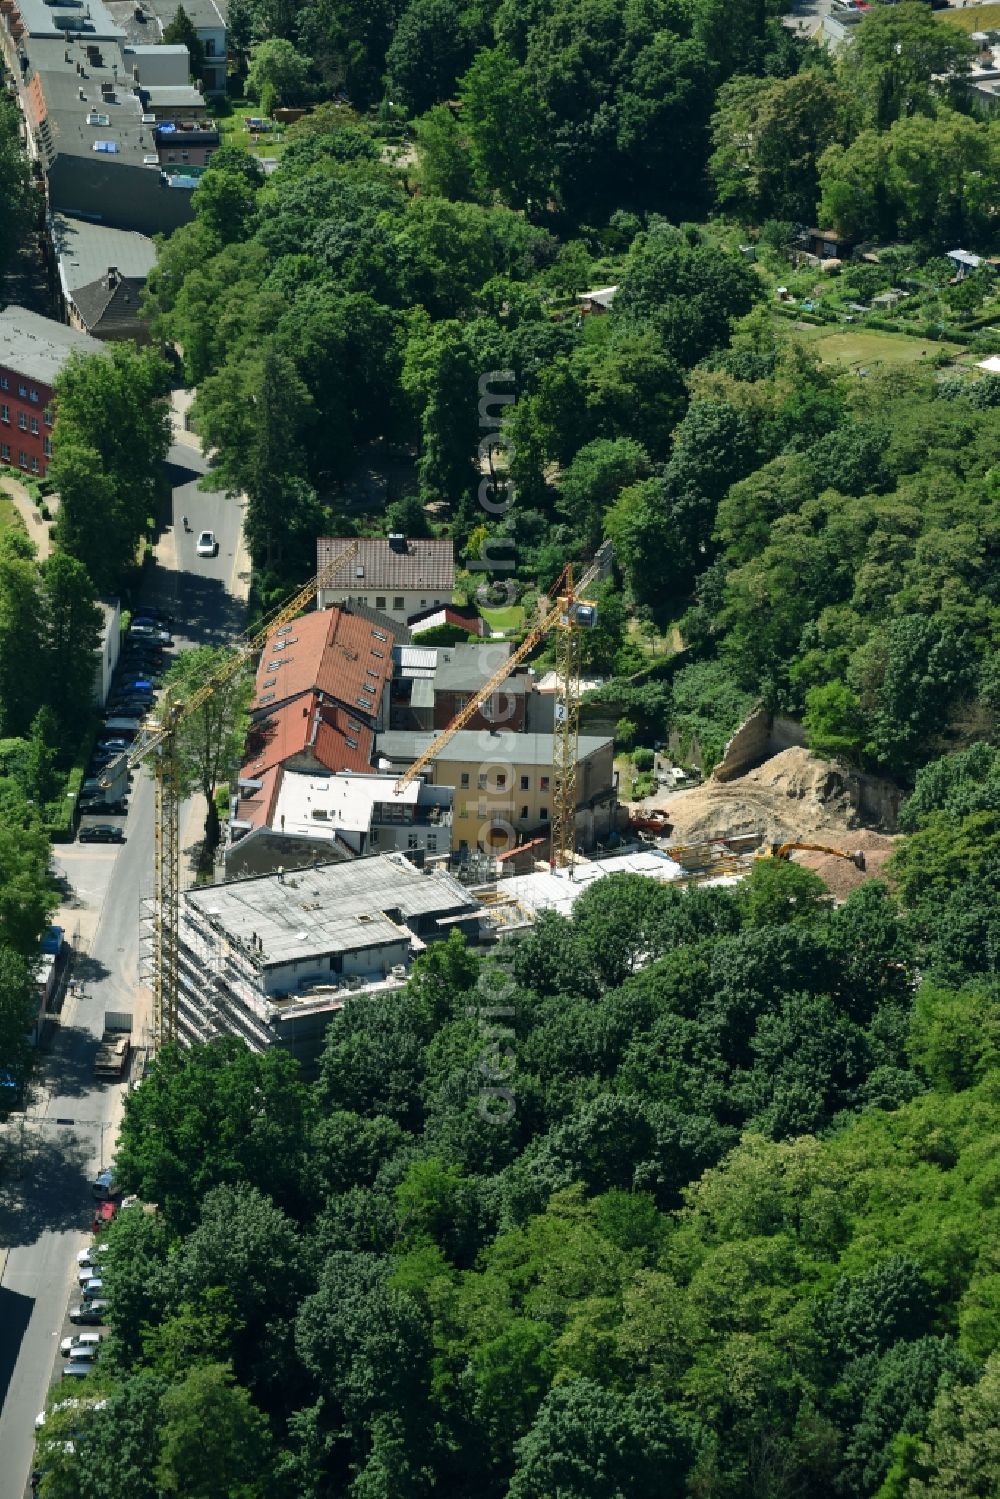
left=0, top=1127, right=95, bottom=1247
left=0, top=1285, right=34, bottom=1413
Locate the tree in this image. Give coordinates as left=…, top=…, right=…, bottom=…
left=908, top=1353, right=1000, bottom=1499
left=385, top=0, right=478, bottom=116
left=0, top=946, right=41, bottom=1104
left=803, top=680, right=864, bottom=764
left=558, top=438, right=650, bottom=554
left=161, top=5, right=205, bottom=82
left=710, top=71, right=850, bottom=223
left=162, top=645, right=253, bottom=862
left=246, top=38, right=312, bottom=105
left=509, top=1379, right=692, bottom=1499
left=839, top=3, right=973, bottom=129
left=402, top=319, right=479, bottom=529
left=157, top=1363, right=273, bottom=1499
left=0, top=533, right=43, bottom=736
left=0, top=789, right=56, bottom=957
left=414, top=105, right=474, bottom=200
left=50, top=346, right=171, bottom=593
left=193, top=149, right=264, bottom=243
left=0, top=94, right=32, bottom=279
left=459, top=47, right=552, bottom=210
left=115, top=1038, right=313, bottom=1229
left=738, top=858, right=831, bottom=930
left=39, top=553, right=102, bottom=744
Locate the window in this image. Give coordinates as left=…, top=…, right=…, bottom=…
left=0, top=376, right=7, bottom=390
left=43, top=436, right=52, bottom=456
left=420, top=598, right=426, bottom=607
left=539, top=807, right=548, bottom=821
left=407, top=833, right=418, bottom=850
left=18, top=451, right=28, bottom=468
left=44, top=407, right=52, bottom=426
left=0, top=404, right=8, bottom=423
left=540, top=776, right=550, bottom=791
left=393, top=597, right=404, bottom=611
left=459, top=839, right=469, bottom=853
left=427, top=834, right=437, bottom=852
left=0, top=443, right=8, bottom=461
left=496, top=773, right=506, bottom=789
left=520, top=805, right=528, bottom=820
left=370, top=828, right=379, bottom=844
left=477, top=801, right=487, bottom=818
left=17, top=412, right=27, bottom=430
left=30, top=416, right=38, bottom=434
left=460, top=772, right=469, bottom=788
left=477, top=773, right=487, bottom=790
left=30, top=456, right=38, bottom=474
left=376, top=596, right=386, bottom=610
left=29, top=388, right=38, bottom=403
left=17, top=383, right=26, bottom=397
left=520, top=775, right=529, bottom=790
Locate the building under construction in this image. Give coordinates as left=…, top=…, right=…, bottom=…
left=175, top=854, right=482, bottom=1071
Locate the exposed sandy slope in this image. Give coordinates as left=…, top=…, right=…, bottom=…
left=660, top=748, right=898, bottom=897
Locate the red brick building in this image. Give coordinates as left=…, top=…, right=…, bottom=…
left=0, top=306, right=106, bottom=478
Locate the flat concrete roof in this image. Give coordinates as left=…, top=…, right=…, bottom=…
left=14, top=0, right=124, bottom=40
left=376, top=729, right=613, bottom=767
left=499, top=849, right=684, bottom=919
left=271, top=771, right=449, bottom=840
left=0, top=305, right=107, bottom=384
left=184, top=853, right=477, bottom=967
left=433, top=641, right=520, bottom=694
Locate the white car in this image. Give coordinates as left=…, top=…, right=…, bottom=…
left=196, top=530, right=218, bottom=558
left=76, top=1244, right=109, bottom=1271
left=60, top=1332, right=102, bottom=1358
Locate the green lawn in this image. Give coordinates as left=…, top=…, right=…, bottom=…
left=210, top=98, right=289, bottom=161
left=781, top=320, right=962, bottom=368
left=938, top=4, right=1000, bottom=32
left=480, top=604, right=525, bottom=633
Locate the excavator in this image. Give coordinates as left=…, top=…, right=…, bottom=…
left=768, top=841, right=866, bottom=872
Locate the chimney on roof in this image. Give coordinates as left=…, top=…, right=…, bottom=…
left=388, top=533, right=407, bottom=553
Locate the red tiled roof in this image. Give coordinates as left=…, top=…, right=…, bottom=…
left=252, top=606, right=395, bottom=723
left=243, top=693, right=373, bottom=780
left=233, top=764, right=282, bottom=831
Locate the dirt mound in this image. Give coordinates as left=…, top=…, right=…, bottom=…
left=658, top=747, right=898, bottom=895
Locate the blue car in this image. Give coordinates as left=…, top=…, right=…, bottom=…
left=121, top=678, right=154, bottom=692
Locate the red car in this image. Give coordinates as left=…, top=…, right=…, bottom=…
left=91, top=1199, right=117, bottom=1234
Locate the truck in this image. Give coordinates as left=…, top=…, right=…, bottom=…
left=94, top=1011, right=132, bottom=1080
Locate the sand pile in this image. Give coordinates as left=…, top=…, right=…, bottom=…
left=656, top=748, right=899, bottom=895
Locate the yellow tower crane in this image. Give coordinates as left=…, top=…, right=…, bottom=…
left=103, top=539, right=360, bottom=1049
left=395, top=547, right=606, bottom=871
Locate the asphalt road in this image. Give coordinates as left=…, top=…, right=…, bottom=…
left=0, top=446, right=245, bottom=1499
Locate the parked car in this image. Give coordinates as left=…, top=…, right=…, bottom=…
left=91, top=1169, right=118, bottom=1199
left=130, top=625, right=172, bottom=644
left=96, top=738, right=129, bottom=752
left=196, top=530, right=218, bottom=558
left=79, top=826, right=125, bottom=845
left=79, top=799, right=127, bottom=817
left=60, top=1332, right=102, bottom=1357
left=76, top=1244, right=110, bottom=1269
left=62, top=1361, right=93, bottom=1379
left=117, top=676, right=156, bottom=692
left=81, top=1277, right=104, bottom=1301
left=69, top=1301, right=107, bottom=1324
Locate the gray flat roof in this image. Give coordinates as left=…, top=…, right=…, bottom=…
left=52, top=213, right=157, bottom=292
left=184, top=852, right=477, bottom=967
left=15, top=0, right=123, bottom=40
left=376, top=729, right=612, bottom=766
left=141, top=84, right=205, bottom=106
left=143, top=0, right=228, bottom=31
left=433, top=642, right=525, bottom=694
left=0, top=306, right=107, bottom=384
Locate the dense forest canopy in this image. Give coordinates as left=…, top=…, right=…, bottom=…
left=23, top=0, right=1000, bottom=1491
